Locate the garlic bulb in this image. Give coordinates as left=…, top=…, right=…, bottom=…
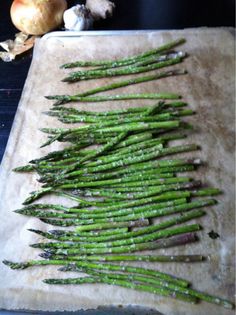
left=63, top=5, right=93, bottom=31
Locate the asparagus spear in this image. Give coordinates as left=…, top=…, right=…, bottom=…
left=61, top=181, right=201, bottom=201
left=46, top=70, right=186, bottom=105
left=17, top=197, right=187, bottom=219
left=37, top=198, right=211, bottom=226
left=81, top=132, right=127, bottom=162
left=38, top=254, right=204, bottom=263
left=49, top=109, right=193, bottom=124
left=63, top=53, right=184, bottom=80
left=19, top=132, right=153, bottom=169
left=60, top=38, right=186, bottom=68
left=89, top=271, right=234, bottom=310
left=29, top=209, right=204, bottom=245
left=21, top=191, right=191, bottom=217
left=32, top=224, right=202, bottom=250
left=68, top=270, right=234, bottom=309
left=3, top=260, right=189, bottom=288
left=53, top=176, right=189, bottom=190
left=62, top=56, right=185, bottom=82
left=23, top=179, right=197, bottom=205
left=45, top=144, right=199, bottom=184
left=39, top=226, right=201, bottom=257
left=67, top=188, right=220, bottom=211
left=45, top=275, right=198, bottom=303
left=50, top=93, right=182, bottom=105
left=56, top=158, right=198, bottom=182
left=41, top=121, right=180, bottom=137
left=53, top=112, right=176, bottom=125
left=40, top=228, right=130, bottom=238
left=39, top=218, right=150, bottom=229
left=40, top=232, right=198, bottom=257
left=50, top=101, right=187, bottom=116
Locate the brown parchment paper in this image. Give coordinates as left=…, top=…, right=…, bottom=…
left=0, top=29, right=235, bottom=314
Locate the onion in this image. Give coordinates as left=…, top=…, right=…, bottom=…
left=10, top=0, right=67, bottom=35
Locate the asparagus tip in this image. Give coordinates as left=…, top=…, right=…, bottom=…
left=48, top=230, right=65, bottom=236
left=39, top=252, right=52, bottom=259
left=61, top=77, right=70, bottom=83
left=12, top=165, right=34, bottom=172
left=53, top=100, right=64, bottom=106
left=13, top=209, right=22, bottom=214
left=30, top=243, right=41, bottom=248
left=2, top=260, right=29, bottom=270
left=58, top=264, right=76, bottom=272
left=28, top=228, right=41, bottom=234
left=44, top=95, right=55, bottom=100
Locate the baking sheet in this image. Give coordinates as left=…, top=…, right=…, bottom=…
left=0, top=29, right=235, bottom=314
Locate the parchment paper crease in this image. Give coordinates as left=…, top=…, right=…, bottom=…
left=0, top=28, right=235, bottom=314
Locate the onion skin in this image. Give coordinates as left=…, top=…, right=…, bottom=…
left=10, top=0, right=67, bottom=35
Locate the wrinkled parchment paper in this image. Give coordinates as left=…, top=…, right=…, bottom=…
left=0, top=29, right=235, bottom=314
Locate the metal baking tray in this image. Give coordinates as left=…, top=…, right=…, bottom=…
left=0, top=29, right=234, bottom=315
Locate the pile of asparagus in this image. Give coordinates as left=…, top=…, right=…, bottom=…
left=3, top=38, right=234, bottom=310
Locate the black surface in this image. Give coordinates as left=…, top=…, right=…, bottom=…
left=0, top=306, right=163, bottom=315
left=0, top=0, right=235, bottom=162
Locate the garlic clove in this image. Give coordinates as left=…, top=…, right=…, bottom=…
left=86, top=0, right=115, bottom=20
left=63, top=5, right=93, bottom=31
left=0, top=32, right=36, bottom=62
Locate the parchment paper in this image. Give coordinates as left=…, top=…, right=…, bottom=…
left=0, top=29, right=235, bottom=314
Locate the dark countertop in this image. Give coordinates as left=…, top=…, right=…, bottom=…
left=0, top=0, right=235, bottom=163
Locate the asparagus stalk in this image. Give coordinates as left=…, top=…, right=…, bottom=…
left=91, top=271, right=234, bottom=310
left=51, top=109, right=193, bottom=124
left=46, top=144, right=199, bottom=184
left=4, top=259, right=189, bottom=288
left=50, top=228, right=132, bottom=238
left=29, top=209, right=204, bottom=245
left=62, top=56, right=185, bottom=82
left=50, top=101, right=187, bottom=116
left=39, top=218, right=150, bottom=229
left=39, top=226, right=201, bottom=257
left=17, top=198, right=187, bottom=219
left=51, top=92, right=181, bottom=104
left=59, top=198, right=209, bottom=225
left=46, top=70, right=186, bottom=105
left=32, top=224, right=201, bottom=250
left=67, top=52, right=184, bottom=77
left=81, top=132, right=128, bottom=164
left=60, top=38, right=186, bottom=68
left=58, top=158, right=198, bottom=182
left=63, top=54, right=179, bottom=79
left=62, top=181, right=202, bottom=203
left=21, top=132, right=153, bottom=169
left=49, top=132, right=185, bottom=166
left=62, top=261, right=190, bottom=287
left=76, top=270, right=235, bottom=309
left=41, top=121, right=180, bottom=137
left=30, top=210, right=205, bottom=248
left=67, top=188, right=219, bottom=212
left=41, top=232, right=198, bottom=257
left=39, top=254, right=205, bottom=263
left=35, top=146, right=193, bottom=177
left=53, top=112, right=176, bottom=125
left=45, top=275, right=198, bottom=303
left=54, top=176, right=189, bottom=190
left=21, top=191, right=191, bottom=217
